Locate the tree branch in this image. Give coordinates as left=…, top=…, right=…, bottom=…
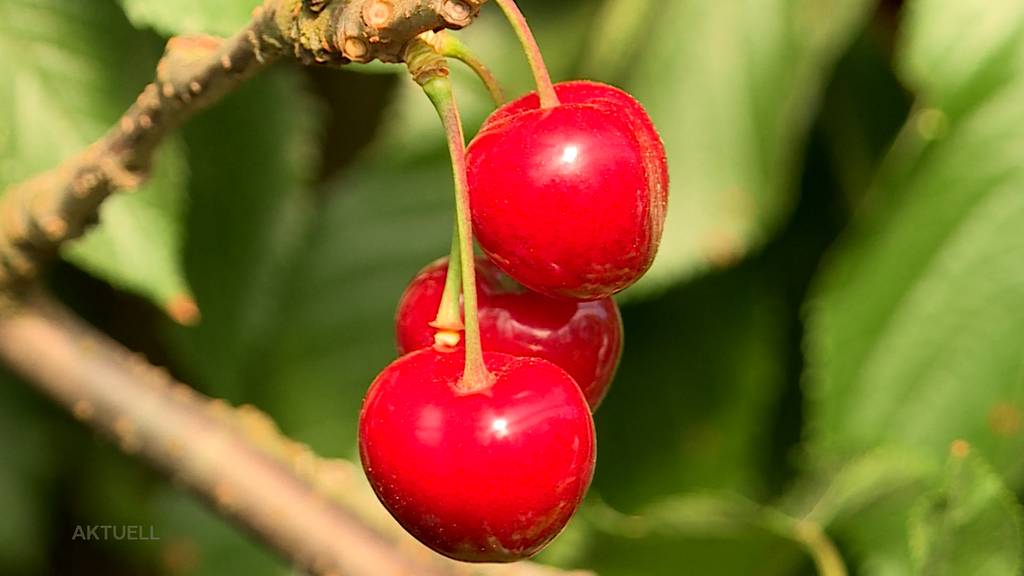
left=0, top=0, right=487, bottom=298
left=0, top=292, right=588, bottom=576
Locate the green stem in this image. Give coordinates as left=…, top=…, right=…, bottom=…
left=763, top=511, right=848, bottom=576
left=432, top=32, right=506, bottom=107
left=421, top=76, right=492, bottom=392
left=793, top=521, right=847, bottom=576
left=494, top=0, right=559, bottom=108
left=430, top=224, right=464, bottom=348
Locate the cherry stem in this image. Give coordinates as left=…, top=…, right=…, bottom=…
left=431, top=31, right=506, bottom=107
left=494, top=0, right=559, bottom=109
left=422, top=76, right=492, bottom=392
left=431, top=223, right=464, bottom=340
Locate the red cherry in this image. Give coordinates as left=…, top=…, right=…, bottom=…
left=395, top=257, right=622, bottom=410
left=358, top=348, right=596, bottom=562
left=466, top=80, right=668, bottom=300
left=484, top=81, right=669, bottom=198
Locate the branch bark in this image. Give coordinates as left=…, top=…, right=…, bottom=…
left=0, top=293, right=588, bottom=576
left=0, top=0, right=487, bottom=299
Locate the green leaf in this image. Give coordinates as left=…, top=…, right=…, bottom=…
left=909, top=445, right=1023, bottom=576
left=597, top=0, right=875, bottom=295
left=817, top=31, right=912, bottom=206
left=834, top=491, right=920, bottom=576
left=593, top=261, right=788, bottom=512
left=785, top=449, right=938, bottom=576
left=0, top=0, right=193, bottom=313
left=117, top=0, right=254, bottom=37
left=805, top=0, right=1024, bottom=481
left=0, top=372, right=58, bottom=573
left=899, top=0, right=1024, bottom=118
left=574, top=496, right=805, bottom=576
left=255, top=153, right=456, bottom=454
left=787, top=448, right=937, bottom=527
left=166, top=68, right=319, bottom=401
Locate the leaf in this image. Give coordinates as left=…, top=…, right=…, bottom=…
left=785, top=449, right=938, bottom=576
left=0, top=0, right=193, bottom=314
left=117, top=0, right=254, bottom=37
left=817, top=30, right=912, bottom=206
left=834, top=491, right=920, bottom=576
left=573, top=496, right=805, bottom=576
left=255, top=152, right=457, bottom=454
left=598, top=0, right=876, bottom=295
left=787, top=448, right=937, bottom=527
left=909, top=444, right=1023, bottom=576
left=593, top=260, right=789, bottom=512
left=165, top=68, right=319, bottom=401
left=0, top=371, right=58, bottom=573
left=899, top=0, right=1024, bottom=118
left=805, top=0, right=1024, bottom=481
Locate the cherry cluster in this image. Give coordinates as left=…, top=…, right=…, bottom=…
left=357, top=2, right=668, bottom=565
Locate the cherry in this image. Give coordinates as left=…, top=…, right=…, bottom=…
left=466, top=80, right=668, bottom=300
left=358, top=347, right=596, bottom=562
left=395, top=256, right=622, bottom=410
left=484, top=81, right=670, bottom=192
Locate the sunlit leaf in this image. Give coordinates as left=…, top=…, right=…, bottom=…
left=0, top=0, right=192, bottom=313
left=166, top=68, right=319, bottom=401
left=574, top=496, right=806, bottom=576
left=806, top=0, right=1024, bottom=482
left=909, top=445, right=1022, bottom=575
left=256, top=152, right=456, bottom=454
left=600, top=0, right=876, bottom=294
left=118, top=0, right=254, bottom=37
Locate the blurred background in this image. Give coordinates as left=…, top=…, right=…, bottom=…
left=2, top=0, right=1023, bottom=574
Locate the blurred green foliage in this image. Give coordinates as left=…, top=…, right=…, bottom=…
left=0, top=0, right=191, bottom=311
left=1, top=0, right=1023, bottom=574
left=909, top=448, right=1022, bottom=574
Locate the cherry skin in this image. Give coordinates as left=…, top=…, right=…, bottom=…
left=484, top=80, right=669, bottom=201
left=358, top=348, right=596, bottom=563
left=395, top=256, right=622, bottom=410
left=466, top=80, right=668, bottom=300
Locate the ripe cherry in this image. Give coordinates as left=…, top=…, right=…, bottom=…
left=395, top=256, right=622, bottom=410
left=358, top=348, right=596, bottom=562
left=466, top=80, right=668, bottom=300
